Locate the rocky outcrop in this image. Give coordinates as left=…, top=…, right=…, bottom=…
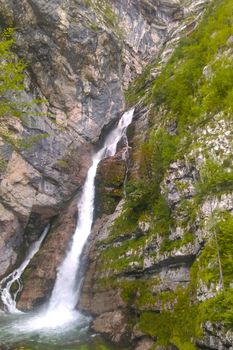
left=0, top=0, right=204, bottom=281
left=78, top=0, right=233, bottom=349
left=2, top=0, right=231, bottom=349
left=91, top=310, right=128, bottom=343
left=94, top=149, right=127, bottom=218
left=79, top=200, right=126, bottom=316
left=18, top=193, right=80, bottom=310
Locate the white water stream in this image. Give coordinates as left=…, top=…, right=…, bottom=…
left=0, top=109, right=134, bottom=335
left=0, top=225, right=50, bottom=313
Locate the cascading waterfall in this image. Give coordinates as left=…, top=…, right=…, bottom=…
left=7, top=108, right=134, bottom=333
left=0, top=225, right=50, bottom=314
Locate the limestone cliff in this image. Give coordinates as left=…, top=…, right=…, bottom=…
left=78, top=0, right=233, bottom=349
left=1, top=0, right=233, bottom=349
left=0, top=0, right=198, bottom=279
left=0, top=0, right=205, bottom=296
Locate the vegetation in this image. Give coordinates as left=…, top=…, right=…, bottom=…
left=83, top=0, right=123, bottom=37
left=197, top=158, right=233, bottom=200
left=0, top=28, right=26, bottom=117
left=0, top=27, right=46, bottom=170
left=126, top=0, right=233, bottom=125
left=97, top=0, right=233, bottom=348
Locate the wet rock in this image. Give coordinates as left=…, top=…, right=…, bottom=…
left=17, top=194, right=80, bottom=310
left=197, top=322, right=233, bottom=350
left=0, top=2, right=216, bottom=348
left=78, top=201, right=126, bottom=314
left=95, top=150, right=126, bottom=218
left=0, top=203, right=21, bottom=276
left=0, top=0, right=211, bottom=279
left=134, top=337, right=155, bottom=350
left=91, top=310, right=127, bottom=343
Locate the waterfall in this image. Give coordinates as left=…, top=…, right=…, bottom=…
left=0, top=225, right=50, bottom=314
left=12, top=108, right=134, bottom=332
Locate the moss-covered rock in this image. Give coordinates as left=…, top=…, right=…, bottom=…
left=95, top=151, right=126, bottom=218
left=81, top=0, right=233, bottom=348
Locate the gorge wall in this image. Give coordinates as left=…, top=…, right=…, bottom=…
left=0, top=0, right=206, bottom=298
left=79, top=1, right=233, bottom=349
left=0, top=0, right=233, bottom=349
left=0, top=0, right=200, bottom=279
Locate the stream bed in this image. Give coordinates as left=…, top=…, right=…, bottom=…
left=0, top=312, right=128, bottom=350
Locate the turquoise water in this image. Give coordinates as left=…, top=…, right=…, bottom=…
left=0, top=312, right=128, bottom=350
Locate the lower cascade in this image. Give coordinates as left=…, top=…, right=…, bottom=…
left=0, top=225, right=50, bottom=314
left=0, top=108, right=134, bottom=336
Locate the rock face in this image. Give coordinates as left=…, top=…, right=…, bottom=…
left=0, top=0, right=201, bottom=281
left=1, top=0, right=232, bottom=349
left=78, top=0, right=233, bottom=349
left=91, top=310, right=128, bottom=343
left=17, top=193, right=80, bottom=310
left=0, top=0, right=207, bottom=304
left=94, top=149, right=127, bottom=218
left=79, top=200, right=127, bottom=316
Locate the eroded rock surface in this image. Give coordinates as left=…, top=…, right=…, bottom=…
left=1, top=1, right=227, bottom=349
left=78, top=1, right=233, bottom=348
left=18, top=193, right=80, bottom=310
left=0, top=0, right=204, bottom=280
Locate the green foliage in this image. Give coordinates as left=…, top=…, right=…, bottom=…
left=0, top=27, right=26, bottom=119
left=0, top=28, right=47, bottom=167
left=121, top=277, right=161, bottom=307
left=84, top=0, right=119, bottom=30
left=152, top=194, right=172, bottom=237
left=139, top=287, right=198, bottom=349
left=125, top=63, right=154, bottom=104
left=160, top=232, right=194, bottom=253
left=199, top=289, right=233, bottom=328
left=194, top=211, right=233, bottom=289
left=124, top=128, right=177, bottom=224
left=97, top=1, right=233, bottom=346
left=201, top=57, right=233, bottom=113
left=126, top=0, right=233, bottom=132
left=102, top=128, right=177, bottom=266
left=215, top=212, right=233, bottom=288
left=100, top=233, right=144, bottom=271
left=141, top=128, right=178, bottom=182
left=197, top=159, right=233, bottom=200
left=149, top=0, right=233, bottom=131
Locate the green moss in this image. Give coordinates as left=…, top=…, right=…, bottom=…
left=21, top=266, right=34, bottom=290
left=126, top=0, right=233, bottom=132
left=160, top=232, right=194, bottom=253
left=84, top=0, right=120, bottom=33
left=139, top=287, right=198, bottom=349
left=197, top=158, right=233, bottom=200
left=56, top=159, right=69, bottom=169
left=100, top=235, right=145, bottom=271
left=96, top=1, right=233, bottom=346
left=121, top=277, right=160, bottom=306
left=0, top=157, right=7, bottom=172
left=0, top=28, right=46, bottom=154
